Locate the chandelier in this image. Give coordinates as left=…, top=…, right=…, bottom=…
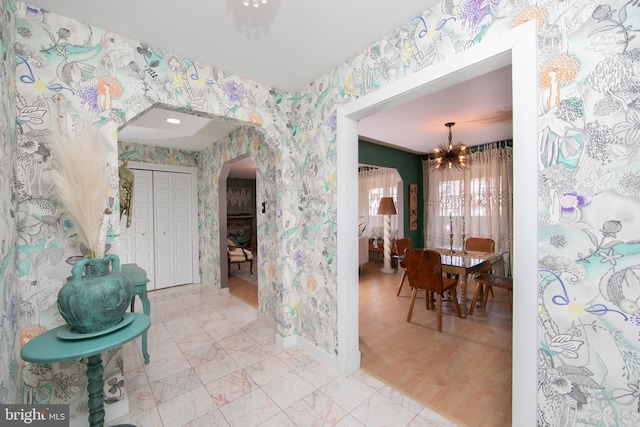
left=433, top=122, right=467, bottom=171
left=243, top=0, right=267, bottom=7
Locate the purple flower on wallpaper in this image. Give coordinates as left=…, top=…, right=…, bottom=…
left=293, top=249, right=305, bottom=268
left=459, top=0, right=491, bottom=30
left=77, top=81, right=100, bottom=114
left=222, top=80, right=243, bottom=104
left=327, top=110, right=337, bottom=134
left=561, top=191, right=590, bottom=219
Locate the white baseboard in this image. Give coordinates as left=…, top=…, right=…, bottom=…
left=275, top=333, right=339, bottom=370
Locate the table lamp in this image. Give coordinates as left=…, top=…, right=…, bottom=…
left=377, top=197, right=397, bottom=274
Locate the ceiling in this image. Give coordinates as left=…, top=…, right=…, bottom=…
left=26, top=0, right=513, bottom=175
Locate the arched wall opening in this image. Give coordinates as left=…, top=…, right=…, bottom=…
left=219, top=153, right=255, bottom=288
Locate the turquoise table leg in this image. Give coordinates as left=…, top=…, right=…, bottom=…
left=130, top=288, right=150, bottom=364
left=86, top=354, right=105, bottom=427
left=123, top=264, right=151, bottom=365
left=138, top=293, right=150, bottom=364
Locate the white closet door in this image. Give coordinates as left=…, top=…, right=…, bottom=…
left=122, top=168, right=194, bottom=290
left=173, top=173, right=193, bottom=285
left=120, top=170, right=155, bottom=290
left=153, top=171, right=194, bottom=289
left=154, top=172, right=175, bottom=289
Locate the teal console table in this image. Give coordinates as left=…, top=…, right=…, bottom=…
left=122, top=263, right=151, bottom=364
left=21, top=313, right=150, bottom=427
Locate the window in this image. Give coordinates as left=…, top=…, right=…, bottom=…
left=439, top=177, right=496, bottom=217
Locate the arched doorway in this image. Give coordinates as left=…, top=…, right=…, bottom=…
left=220, top=155, right=258, bottom=296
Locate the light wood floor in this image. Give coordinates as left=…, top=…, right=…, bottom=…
left=228, top=274, right=258, bottom=308
left=228, top=262, right=512, bottom=426
left=359, top=262, right=512, bottom=426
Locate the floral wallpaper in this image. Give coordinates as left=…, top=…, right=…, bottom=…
left=118, top=140, right=198, bottom=167
left=0, top=0, right=19, bottom=406
left=2, top=0, right=640, bottom=424
left=533, top=1, right=640, bottom=424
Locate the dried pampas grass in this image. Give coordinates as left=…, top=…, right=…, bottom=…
left=50, top=127, right=110, bottom=258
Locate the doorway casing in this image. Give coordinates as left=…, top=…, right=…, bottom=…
left=336, top=21, right=538, bottom=424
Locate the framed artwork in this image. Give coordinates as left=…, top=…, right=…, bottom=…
left=409, top=184, right=418, bottom=230
left=227, top=187, right=253, bottom=215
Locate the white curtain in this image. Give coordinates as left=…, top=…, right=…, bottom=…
left=423, top=142, right=513, bottom=265
left=358, top=167, right=398, bottom=239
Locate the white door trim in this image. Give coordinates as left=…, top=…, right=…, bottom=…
left=125, top=161, right=200, bottom=284
left=336, top=21, right=538, bottom=424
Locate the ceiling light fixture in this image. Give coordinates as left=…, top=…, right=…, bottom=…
left=243, top=0, right=267, bottom=7
left=165, top=118, right=181, bottom=124
left=433, top=122, right=467, bottom=171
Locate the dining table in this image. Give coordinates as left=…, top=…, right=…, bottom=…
left=431, top=248, right=507, bottom=317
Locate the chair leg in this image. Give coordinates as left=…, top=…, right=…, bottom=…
left=396, top=271, right=406, bottom=296
left=407, top=287, right=418, bottom=322
left=469, top=283, right=482, bottom=315
left=436, top=293, right=443, bottom=332
left=249, top=260, right=253, bottom=275
left=451, top=287, right=462, bottom=318
left=482, top=285, right=492, bottom=307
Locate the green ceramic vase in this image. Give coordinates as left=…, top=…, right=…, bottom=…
left=57, top=254, right=133, bottom=334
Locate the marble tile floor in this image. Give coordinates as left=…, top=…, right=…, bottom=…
left=107, top=283, right=463, bottom=427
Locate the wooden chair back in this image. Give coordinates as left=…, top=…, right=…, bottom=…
left=395, top=238, right=412, bottom=268
left=465, top=237, right=495, bottom=252
left=404, top=248, right=461, bottom=331
left=405, top=249, right=446, bottom=293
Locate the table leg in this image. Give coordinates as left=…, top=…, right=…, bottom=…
left=86, top=354, right=105, bottom=427
left=139, top=294, right=150, bottom=364
left=131, top=292, right=151, bottom=364
left=458, top=274, right=468, bottom=318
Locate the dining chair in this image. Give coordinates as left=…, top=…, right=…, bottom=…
left=405, top=248, right=461, bottom=332
left=394, top=238, right=413, bottom=296
left=465, top=237, right=496, bottom=301
left=469, top=272, right=513, bottom=315
left=465, top=237, right=495, bottom=253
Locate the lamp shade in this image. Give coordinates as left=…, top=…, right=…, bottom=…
left=377, top=197, right=397, bottom=215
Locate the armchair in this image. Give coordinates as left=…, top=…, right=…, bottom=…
left=227, top=238, right=253, bottom=276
